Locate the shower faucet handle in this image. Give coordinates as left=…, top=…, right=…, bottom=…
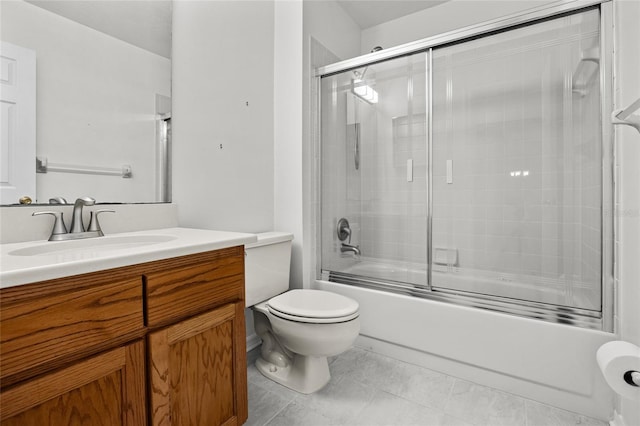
left=337, top=218, right=352, bottom=243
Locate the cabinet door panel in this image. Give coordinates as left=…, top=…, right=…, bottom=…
left=0, top=340, right=146, bottom=426
left=148, top=303, right=247, bottom=426
left=2, top=371, right=123, bottom=426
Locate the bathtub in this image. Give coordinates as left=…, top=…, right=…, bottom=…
left=312, top=277, right=615, bottom=420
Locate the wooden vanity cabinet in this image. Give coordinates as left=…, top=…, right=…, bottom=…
left=0, top=245, right=248, bottom=426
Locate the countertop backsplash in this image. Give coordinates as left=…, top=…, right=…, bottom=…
left=0, top=203, right=178, bottom=244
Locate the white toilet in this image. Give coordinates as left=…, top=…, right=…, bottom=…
left=245, top=232, right=360, bottom=394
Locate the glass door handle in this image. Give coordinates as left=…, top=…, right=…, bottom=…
left=354, top=123, right=360, bottom=170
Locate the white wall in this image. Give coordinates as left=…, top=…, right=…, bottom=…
left=274, top=0, right=304, bottom=288
left=614, top=0, right=640, bottom=424
left=172, top=0, right=274, bottom=233
left=303, top=0, right=361, bottom=63
left=1, top=0, right=170, bottom=204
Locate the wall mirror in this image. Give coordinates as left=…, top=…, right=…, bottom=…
left=1, top=0, right=171, bottom=205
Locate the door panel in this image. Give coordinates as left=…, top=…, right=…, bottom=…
left=0, top=42, right=36, bottom=204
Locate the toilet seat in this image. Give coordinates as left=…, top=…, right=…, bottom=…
left=268, top=308, right=359, bottom=324
left=267, top=289, right=359, bottom=324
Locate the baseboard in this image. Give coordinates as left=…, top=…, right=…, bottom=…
left=246, top=333, right=261, bottom=352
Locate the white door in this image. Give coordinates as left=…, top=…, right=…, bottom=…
left=0, top=41, right=36, bottom=205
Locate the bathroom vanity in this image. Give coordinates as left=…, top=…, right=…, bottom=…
left=0, top=228, right=255, bottom=425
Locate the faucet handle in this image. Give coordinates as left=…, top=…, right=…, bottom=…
left=87, top=209, right=115, bottom=235
left=337, top=218, right=352, bottom=244
left=49, top=197, right=68, bottom=204
left=33, top=211, right=68, bottom=239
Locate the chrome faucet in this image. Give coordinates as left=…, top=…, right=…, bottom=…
left=33, top=197, right=114, bottom=241
left=69, top=196, right=96, bottom=233
left=337, top=218, right=361, bottom=256
left=340, top=243, right=361, bottom=256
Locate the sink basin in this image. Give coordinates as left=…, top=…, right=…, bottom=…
left=9, top=235, right=177, bottom=257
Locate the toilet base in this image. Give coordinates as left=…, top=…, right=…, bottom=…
left=256, top=354, right=330, bottom=394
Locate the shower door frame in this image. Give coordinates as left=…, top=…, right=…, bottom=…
left=315, top=0, right=615, bottom=331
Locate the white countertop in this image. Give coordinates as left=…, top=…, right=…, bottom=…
left=0, top=227, right=257, bottom=289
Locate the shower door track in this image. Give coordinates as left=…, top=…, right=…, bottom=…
left=323, top=271, right=603, bottom=330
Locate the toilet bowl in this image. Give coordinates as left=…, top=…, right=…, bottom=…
left=245, top=232, right=360, bottom=394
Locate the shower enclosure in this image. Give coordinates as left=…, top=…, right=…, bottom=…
left=318, top=4, right=613, bottom=330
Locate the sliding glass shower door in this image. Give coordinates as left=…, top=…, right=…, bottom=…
left=430, top=8, right=602, bottom=311
left=320, top=53, right=428, bottom=287
left=319, top=6, right=609, bottom=325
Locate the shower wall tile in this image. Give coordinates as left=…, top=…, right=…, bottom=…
left=429, top=10, right=602, bottom=310
left=359, top=104, right=428, bottom=266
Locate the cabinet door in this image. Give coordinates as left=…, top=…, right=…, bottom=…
left=0, top=340, right=146, bottom=426
left=148, top=302, right=248, bottom=426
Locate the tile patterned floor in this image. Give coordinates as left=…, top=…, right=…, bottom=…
left=246, top=346, right=608, bottom=426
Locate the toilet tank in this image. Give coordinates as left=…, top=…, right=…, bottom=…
left=245, top=232, right=293, bottom=307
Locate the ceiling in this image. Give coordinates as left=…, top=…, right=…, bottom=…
left=336, top=0, right=449, bottom=29
left=26, top=0, right=448, bottom=59
left=26, top=0, right=172, bottom=58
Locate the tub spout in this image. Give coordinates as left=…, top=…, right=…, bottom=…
left=341, top=243, right=361, bottom=256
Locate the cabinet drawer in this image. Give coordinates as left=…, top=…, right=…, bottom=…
left=145, top=246, right=245, bottom=328
left=0, top=278, right=144, bottom=387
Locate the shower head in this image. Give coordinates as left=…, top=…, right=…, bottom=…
left=352, top=46, right=383, bottom=80
left=353, top=68, right=366, bottom=79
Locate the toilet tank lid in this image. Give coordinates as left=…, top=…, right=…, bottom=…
left=246, top=232, right=294, bottom=248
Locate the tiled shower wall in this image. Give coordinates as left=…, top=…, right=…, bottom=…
left=358, top=57, right=428, bottom=267
left=431, top=10, right=603, bottom=309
